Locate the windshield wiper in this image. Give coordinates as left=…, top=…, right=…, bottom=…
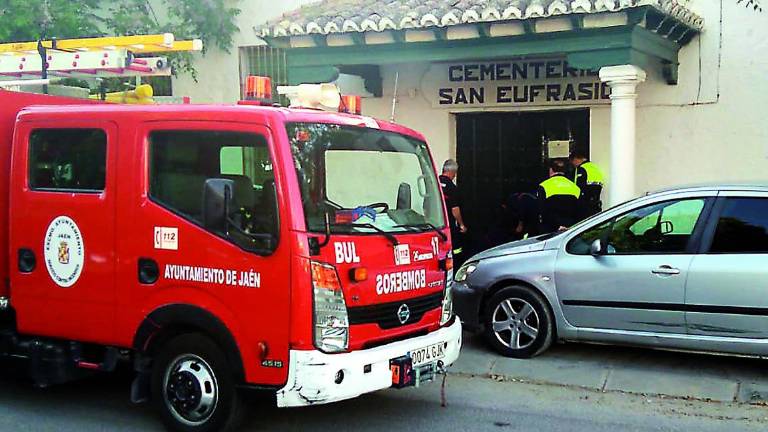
left=334, top=222, right=399, bottom=246
left=394, top=223, right=448, bottom=242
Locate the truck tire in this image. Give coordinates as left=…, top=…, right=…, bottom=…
left=151, top=334, right=243, bottom=432
left=482, top=286, right=554, bottom=359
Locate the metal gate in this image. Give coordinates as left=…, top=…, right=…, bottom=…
left=239, top=46, right=289, bottom=103
left=455, top=109, right=590, bottom=251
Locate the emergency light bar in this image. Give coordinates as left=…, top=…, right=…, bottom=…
left=244, top=75, right=272, bottom=101
left=339, top=95, right=362, bottom=115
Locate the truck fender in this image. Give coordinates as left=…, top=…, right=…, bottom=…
left=132, top=304, right=245, bottom=383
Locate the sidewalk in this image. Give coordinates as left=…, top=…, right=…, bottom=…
left=451, top=335, right=768, bottom=404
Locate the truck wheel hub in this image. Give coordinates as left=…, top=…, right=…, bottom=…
left=163, top=354, right=219, bottom=425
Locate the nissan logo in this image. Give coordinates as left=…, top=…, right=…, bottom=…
left=397, top=304, right=410, bottom=324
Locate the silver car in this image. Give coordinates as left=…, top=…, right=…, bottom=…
left=453, top=184, right=768, bottom=358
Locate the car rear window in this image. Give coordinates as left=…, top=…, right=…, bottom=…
left=709, top=198, right=768, bottom=254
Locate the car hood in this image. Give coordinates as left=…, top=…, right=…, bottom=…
left=468, top=236, right=551, bottom=262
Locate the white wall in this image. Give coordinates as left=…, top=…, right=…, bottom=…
left=629, top=1, right=768, bottom=193
left=172, top=0, right=311, bottom=103
left=176, top=0, right=768, bottom=196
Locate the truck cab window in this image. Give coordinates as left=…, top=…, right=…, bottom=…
left=149, top=130, right=277, bottom=252
left=29, top=128, right=107, bottom=192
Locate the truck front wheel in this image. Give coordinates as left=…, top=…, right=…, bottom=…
left=151, top=334, right=242, bottom=432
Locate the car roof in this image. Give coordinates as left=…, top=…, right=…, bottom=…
left=647, top=183, right=768, bottom=196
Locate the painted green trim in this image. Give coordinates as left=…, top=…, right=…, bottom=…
left=288, top=65, right=340, bottom=85
left=285, top=24, right=684, bottom=85
left=287, top=26, right=636, bottom=68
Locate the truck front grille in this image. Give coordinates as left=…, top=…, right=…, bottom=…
left=348, top=292, right=443, bottom=329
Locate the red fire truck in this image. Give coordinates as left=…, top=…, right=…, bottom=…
left=0, top=86, right=462, bottom=431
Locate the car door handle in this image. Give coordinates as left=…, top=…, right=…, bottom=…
left=652, top=265, right=680, bottom=276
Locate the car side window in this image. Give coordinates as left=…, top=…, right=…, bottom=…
left=566, top=220, right=611, bottom=255
left=607, top=199, right=705, bottom=254
left=149, top=130, right=277, bottom=252
left=29, top=128, right=107, bottom=192
left=567, top=199, right=705, bottom=255
left=709, top=198, right=768, bottom=253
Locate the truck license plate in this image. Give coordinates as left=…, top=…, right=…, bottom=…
left=409, top=342, right=445, bottom=367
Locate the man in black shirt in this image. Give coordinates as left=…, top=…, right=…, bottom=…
left=439, top=159, right=468, bottom=267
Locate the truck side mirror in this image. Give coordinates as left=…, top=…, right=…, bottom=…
left=202, top=178, right=236, bottom=233
left=397, top=182, right=412, bottom=210
left=590, top=239, right=604, bottom=257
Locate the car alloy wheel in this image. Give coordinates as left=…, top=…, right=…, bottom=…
left=491, top=298, right=540, bottom=350
left=483, top=286, right=554, bottom=358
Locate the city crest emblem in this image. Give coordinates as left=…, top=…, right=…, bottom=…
left=58, top=241, right=70, bottom=265
left=43, top=216, right=85, bottom=288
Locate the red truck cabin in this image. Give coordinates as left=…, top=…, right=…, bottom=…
left=0, top=89, right=461, bottom=431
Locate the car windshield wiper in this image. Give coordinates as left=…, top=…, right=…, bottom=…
left=332, top=222, right=399, bottom=246
left=394, top=223, right=448, bottom=242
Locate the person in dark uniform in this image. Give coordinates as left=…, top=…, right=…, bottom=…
left=439, top=159, right=467, bottom=267
left=570, top=151, right=605, bottom=218
left=506, top=191, right=539, bottom=239
left=537, top=159, right=581, bottom=234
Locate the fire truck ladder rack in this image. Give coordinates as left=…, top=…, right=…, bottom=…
left=0, top=34, right=203, bottom=81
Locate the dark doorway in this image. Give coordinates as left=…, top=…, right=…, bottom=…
left=455, top=109, right=590, bottom=253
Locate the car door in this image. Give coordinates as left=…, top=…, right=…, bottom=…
left=9, top=122, right=117, bottom=343
left=686, top=192, right=768, bottom=339
left=555, top=195, right=713, bottom=333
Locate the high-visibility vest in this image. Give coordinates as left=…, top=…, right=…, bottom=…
left=540, top=175, right=581, bottom=199
left=575, top=161, right=605, bottom=186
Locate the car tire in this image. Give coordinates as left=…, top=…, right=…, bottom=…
left=482, top=286, right=554, bottom=358
left=151, top=334, right=243, bottom=432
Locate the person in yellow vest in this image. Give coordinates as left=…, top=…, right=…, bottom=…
left=570, top=151, right=605, bottom=217
left=537, top=159, right=581, bottom=234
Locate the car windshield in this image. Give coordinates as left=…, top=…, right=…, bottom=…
left=287, top=122, right=446, bottom=234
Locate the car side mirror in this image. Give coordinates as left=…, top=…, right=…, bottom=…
left=659, top=220, right=674, bottom=235
left=590, top=239, right=604, bottom=257
left=202, top=178, right=236, bottom=233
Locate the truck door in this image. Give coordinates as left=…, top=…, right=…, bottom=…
left=118, top=122, right=290, bottom=385
left=9, top=122, right=117, bottom=342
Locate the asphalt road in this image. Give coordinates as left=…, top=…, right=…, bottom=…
left=0, top=361, right=766, bottom=432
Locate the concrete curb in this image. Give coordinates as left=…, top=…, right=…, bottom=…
left=450, top=336, right=768, bottom=405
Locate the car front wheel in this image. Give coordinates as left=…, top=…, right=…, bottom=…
left=482, top=286, right=554, bottom=358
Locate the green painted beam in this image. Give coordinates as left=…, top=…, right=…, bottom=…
left=284, top=24, right=684, bottom=85
left=288, top=65, right=340, bottom=85
left=286, top=26, right=636, bottom=68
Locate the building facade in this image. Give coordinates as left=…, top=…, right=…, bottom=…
left=174, top=0, right=767, bottom=236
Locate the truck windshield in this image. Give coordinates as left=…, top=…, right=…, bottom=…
left=287, top=123, right=446, bottom=234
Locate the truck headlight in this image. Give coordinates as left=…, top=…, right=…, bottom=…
left=440, top=282, right=454, bottom=326
left=311, top=261, right=349, bottom=353
left=453, top=261, right=478, bottom=283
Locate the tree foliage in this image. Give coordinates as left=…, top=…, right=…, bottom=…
left=0, top=0, right=241, bottom=78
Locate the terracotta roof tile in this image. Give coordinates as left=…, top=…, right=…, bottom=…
left=257, top=0, right=703, bottom=37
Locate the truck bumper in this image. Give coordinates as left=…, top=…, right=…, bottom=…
left=276, top=319, right=462, bottom=407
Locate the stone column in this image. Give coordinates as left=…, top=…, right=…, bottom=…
left=599, top=65, right=646, bottom=206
